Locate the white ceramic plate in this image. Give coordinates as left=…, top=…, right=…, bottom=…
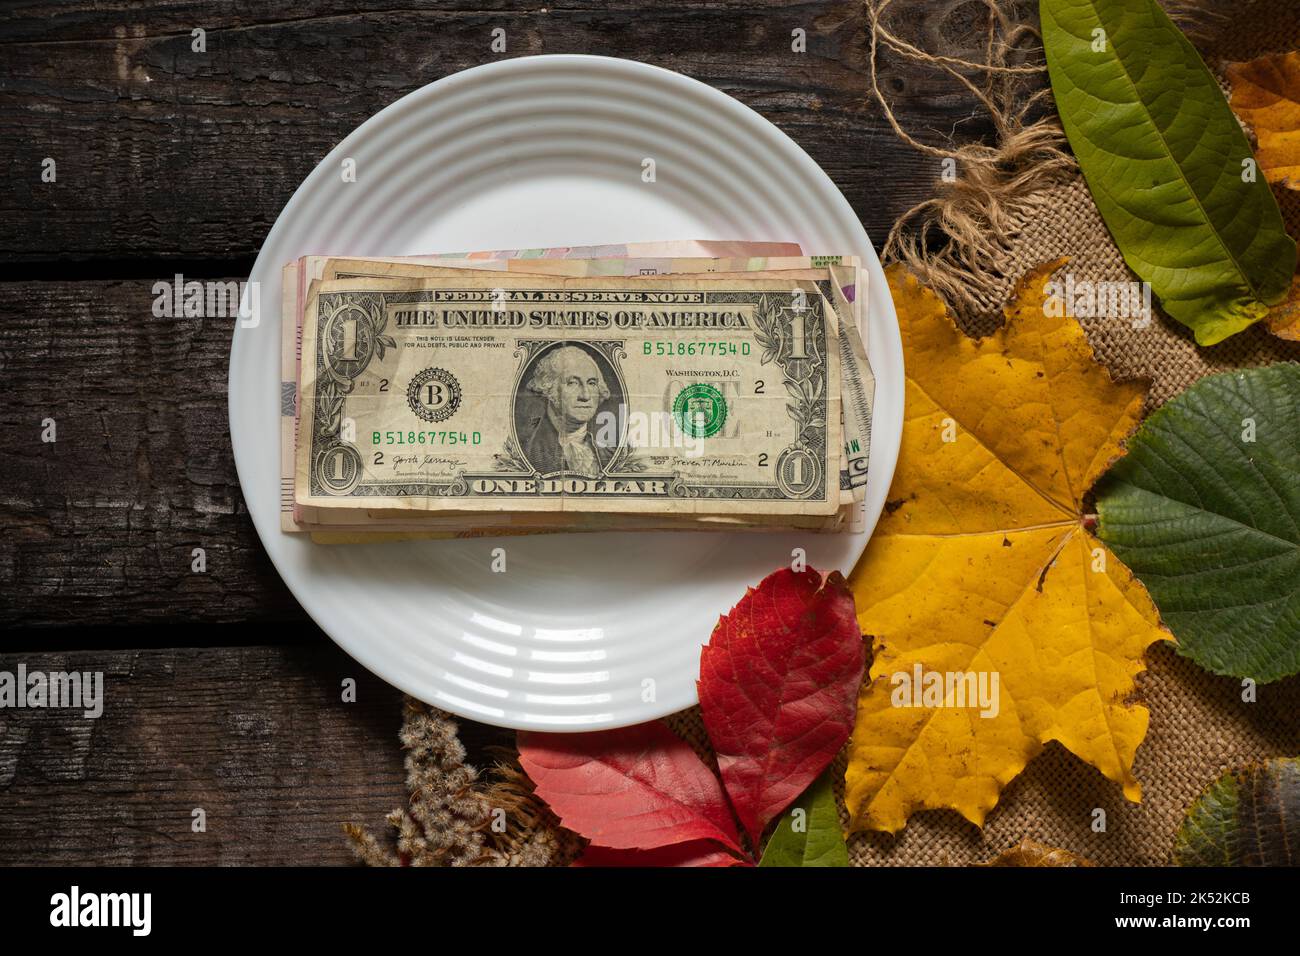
left=229, top=55, right=903, bottom=731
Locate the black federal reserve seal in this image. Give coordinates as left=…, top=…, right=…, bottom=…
left=407, top=367, right=462, bottom=423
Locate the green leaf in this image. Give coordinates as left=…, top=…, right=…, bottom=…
left=757, top=770, right=849, bottom=867
left=1096, top=365, right=1300, bottom=682
left=1041, top=0, right=1296, bottom=345
left=1174, top=758, right=1300, bottom=866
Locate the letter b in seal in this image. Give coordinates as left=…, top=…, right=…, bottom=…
left=407, top=367, right=462, bottom=423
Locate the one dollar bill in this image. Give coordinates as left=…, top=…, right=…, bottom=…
left=320, top=257, right=873, bottom=500
left=295, top=274, right=843, bottom=517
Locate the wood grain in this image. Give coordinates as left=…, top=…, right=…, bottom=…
left=0, top=0, right=992, bottom=264
left=0, top=280, right=302, bottom=630
left=0, top=644, right=519, bottom=865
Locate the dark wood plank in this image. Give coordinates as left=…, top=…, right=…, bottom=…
left=0, top=279, right=301, bottom=630
left=0, top=0, right=994, bottom=263
left=0, top=644, right=431, bottom=865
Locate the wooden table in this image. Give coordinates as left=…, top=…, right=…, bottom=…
left=0, top=0, right=998, bottom=864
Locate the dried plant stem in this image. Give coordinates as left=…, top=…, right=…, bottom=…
left=344, top=698, right=572, bottom=867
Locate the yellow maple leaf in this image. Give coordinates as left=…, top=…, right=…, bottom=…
left=1227, top=52, right=1300, bottom=190
left=844, top=263, right=1167, bottom=835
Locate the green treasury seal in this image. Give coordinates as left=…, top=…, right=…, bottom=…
left=673, top=383, right=727, bottom=439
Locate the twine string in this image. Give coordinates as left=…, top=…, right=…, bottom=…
left=866, top=0, right=1076, bottom=323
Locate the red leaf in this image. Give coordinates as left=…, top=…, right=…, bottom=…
left=518, top=721, right=745, bottom=854
left=572, top=840, right=749, bottom=868
left=698, top=567, right=864, bottom=845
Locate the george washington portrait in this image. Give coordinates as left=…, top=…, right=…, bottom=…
left=514, top=343, right=623, bottom=477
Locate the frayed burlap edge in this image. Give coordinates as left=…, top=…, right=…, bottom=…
left=867, top=0, right=1077, bottom=324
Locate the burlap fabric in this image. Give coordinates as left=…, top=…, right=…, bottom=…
left=372, top=1, right=1300, bottom=867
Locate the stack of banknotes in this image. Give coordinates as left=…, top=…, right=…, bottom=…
left=280, top=241, right=874, bottom=542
